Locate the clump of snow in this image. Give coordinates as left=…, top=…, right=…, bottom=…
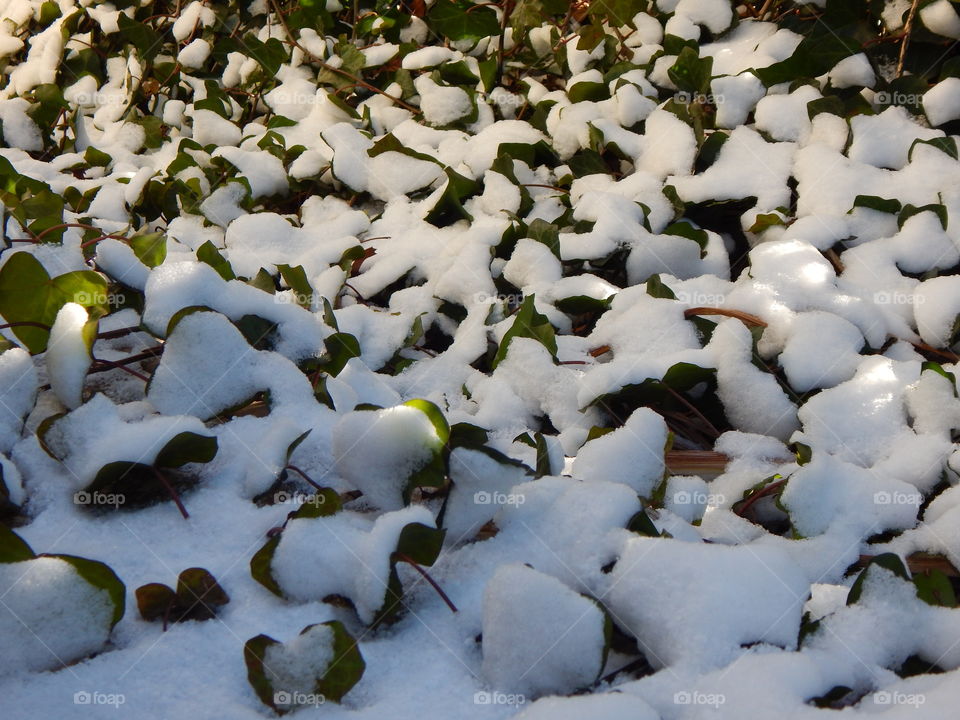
left=0, top=556, right=115, bottom=675
left=482, top=564, right=606, bottom=697
left=332, top=405, right=443, bottom=510
left=605, top=537, right=809, bottom=670
left=269, top=504, right=435, bottom=624
left=261, top=624, right=335, bottom=698
left=571, top=408, right=667, bottom=498
left=45, top=303, right=92, bottom=411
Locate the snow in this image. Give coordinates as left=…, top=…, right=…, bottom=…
left=5, top=3, right=960, bottom=717
left=914, top=276, right=960, bottom=347
left=606, top=536, right=810, bottom=670
left=414, top=75, right=473, bottom=126
left=0, top=556, right=116, bottom=675
left=920, top=0, right=960, bottom=38
left=481, top=563, right=606, bottom=698
left=261, top=623, right=335, bottom=698
left=45, top=303, right=92, bottom=411
left=0, top=348, right=38, bottom=453
left=332, top=405, right=443, bottom=511
left=269, top=504, right=435, bottom=624
left=571, top=408, right=668, bottom=498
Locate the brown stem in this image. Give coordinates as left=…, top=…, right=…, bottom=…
left=662, top=385, right=721, bottom=438
left=0, top=321, right=51, bottom=331
left=90, top=358, right=150, bottom=382
left=284, top=464, right=324, bottom=491
left=684, top=307, right=768, bottom=327
left=897, top=0, right=922, bottom=78
left=266, top=0, right=421, bottom=113
left=32, top=222, right=128, bottom=244
left=735, top=478, right=787, bottom=517
left=150, top=466, right=189, bottom=519
left=665, top=450, right=730, bottom=476
left=396, top=552, right=458, bottom=613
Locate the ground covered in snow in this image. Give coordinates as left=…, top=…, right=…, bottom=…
left=3, top=0, right=960, bottom=717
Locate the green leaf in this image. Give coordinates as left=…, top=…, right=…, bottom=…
left=84, top=146, right=112, bottom=168
left=899, top=203, right=947, bottom=230
left=424, top=168, right=481, bottom=227
left=155, top=432, right=218, bottom=468
left=527, top=218, right=562, bottom=259
left=0, top=253, right=109, bottom=353
left=668, top=47, right=713, bottom=95
left=277, top=264, right=313, bottom=308
left=244, top=621, right=365, bottom=712
left=117, top=14, right=162, bottom=62
left=403, top=399, right=450, bottom=447
left=626, top=509, right=660, bottom=537
left=663, top=221, right=709, bottom=253
left=0, top=524, right=35, bottom=563
left=321, top=332, right=362, bottom=377
left=428, top=0, right=500, bottom=42
left=645, top=274, right=676, bottom=299
left=197, top=240, right=237, bottom=280
left=847, top=553, right=911, bottom=605
left=250, top=535, right=283, bottom=597
left=48, top=553, right=126, bottom=627
left=914, top=569, right=958, bottom=608
left=921, top=361, right=958, bottom=397
left=909, top=136, right=959, bottom=161
left=394, top=522, right=445, bottom=566
left=852, top=195, right=902, bottom=214
left=492, top=294, right=557, bottom=369
left=129, top=232, right=167, bottom=268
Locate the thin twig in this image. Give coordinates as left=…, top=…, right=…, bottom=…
left=897, top=0, right=922, bottom=78
left=396, top=552, right=458, bottom=613
left=266, top=0, right=420, bottom=113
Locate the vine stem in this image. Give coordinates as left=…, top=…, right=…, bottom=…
left=266, top=0, right=421, bottom=114
left=31, top=222, right=129, bottom=245
left=395, top=552, right=458, bottom=613
left=284, top=464, right=324, bottom=491
left=897, top=0, right=923, bottom=78
left=149, top=466, right=190, bottom=519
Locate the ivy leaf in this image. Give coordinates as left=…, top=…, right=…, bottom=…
left=428, top=0, right=500, bottom=41
left=847, top=553, right=911, bottom=605
left=244, top=621, right=365, bottom=712
left=45, top=552, right=126, bottom=628
left=0, top=253, right=109, bottom=353
left=492, top=294, right=557, bottom=369
left=129, top=232, right=167, bottom=268
left=154, top=432, right=218, bottom=468
left=0, top=524, right=35, bottom=563
left=669, top=47, right=713, bottom=95
left=394, top=522, right=445, bottom=566
left=424, top=168, right=481, bottom=227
